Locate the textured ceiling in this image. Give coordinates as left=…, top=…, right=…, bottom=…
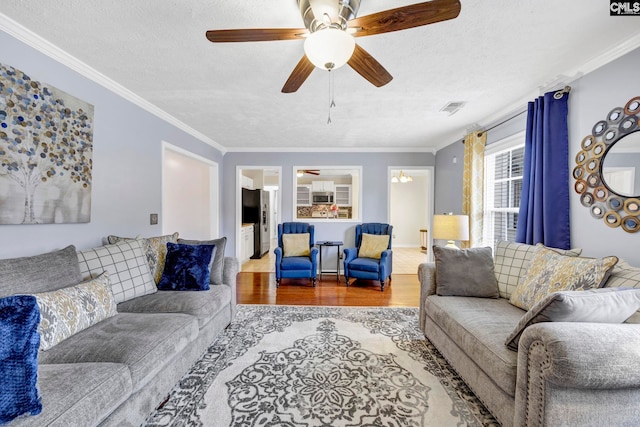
left=1, top=1, right=639, bottom=152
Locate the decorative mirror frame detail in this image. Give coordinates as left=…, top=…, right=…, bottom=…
left=573, top=95, right=640, bottom=233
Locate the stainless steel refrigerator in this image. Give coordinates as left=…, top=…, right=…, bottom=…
left=242, top=188, right=270, bottom=259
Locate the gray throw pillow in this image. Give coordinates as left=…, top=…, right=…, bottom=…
left=433, top=246, right=499, bottom=298
left=505, top=288, right=640, bottom=351
left=178, top=237, right=227, bottom=286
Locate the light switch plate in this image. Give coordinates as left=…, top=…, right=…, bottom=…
left=150, top=213, right=158, bottom=225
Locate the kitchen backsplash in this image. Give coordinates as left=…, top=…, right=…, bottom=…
left=297, top=205, right=352, bottom=219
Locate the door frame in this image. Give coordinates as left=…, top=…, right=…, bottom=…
left=387, top=166, right=434, bottom=260
left=235, top=166, right=282, bottom=264
left=161, top=141, right=219, bottom=238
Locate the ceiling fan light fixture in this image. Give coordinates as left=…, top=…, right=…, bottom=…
left=304, top=28, right=355, bottom=71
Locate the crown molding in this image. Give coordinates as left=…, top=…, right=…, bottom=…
left=225, top=145, right=437, bottom=153
left=433, top=33, right=640, bottom=154
left=0, top=13, right=226, bottom=154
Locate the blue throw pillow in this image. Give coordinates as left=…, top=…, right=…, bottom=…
left=0, top=295, right=42, bottom=423
left=157, top=242, right=216, bottom=291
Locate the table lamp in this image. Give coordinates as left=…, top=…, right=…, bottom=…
left=432, top=214, right=470, bottom=249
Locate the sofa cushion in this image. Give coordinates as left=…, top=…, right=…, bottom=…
left=281, top=256, right=312, bottom=270
left=158, top=243, right=215, bottom=291
left=505, top=288, right=640, bottom=351
left=433, top=246, right=499, bottom=298
left=0, top=245, right=82, bottom=297
left=510, top=246, right=618, bottom=310
left=77, top=240, right=156, bottom=304
left=493, top=241, right=582, bottom=299
left=0, top=295, right=41, bottom=423
left=347, top=257, right=380, bottom=273
left=117, top=285, right=231, bottom=328
left=38, top=312, right=198, bottom=391
left=358, top=233, right=390, bottom=259
left=425, top=295, right=523, bottom=396
left=178, top=237, right=227, bottom=286
left=9, top=363, right=132, bottom=427
left=35, top=273, right=117, bottom=351
left=283, top=233, right=311, bottom=257
left=108, top=233, right=179, bottom=284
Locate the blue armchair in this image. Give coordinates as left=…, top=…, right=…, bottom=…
left=344, top=223, right=393, bottom=291
left=274, top=222, right=319, bottom=288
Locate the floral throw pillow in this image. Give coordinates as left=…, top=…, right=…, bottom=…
left=35, top=272, right=117, bottom=350
left=509, top=245, right=618, bottom=311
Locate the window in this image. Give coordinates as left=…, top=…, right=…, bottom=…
left=483, top=135, right=525, bottom=251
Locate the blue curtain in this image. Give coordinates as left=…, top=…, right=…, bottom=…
left=516, top=90, right=570, bottom=249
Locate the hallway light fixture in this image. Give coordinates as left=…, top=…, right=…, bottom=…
left=391, top=171, right=413, bottom=183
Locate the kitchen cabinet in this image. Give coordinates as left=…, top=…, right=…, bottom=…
left=241, top=175, right=254, bottom=189
left=335, top=184, right=351, bottom=206
left=311, top=180, right=334, bottom=192
left=296, top=185, right=312, bottom=206
left=241, top=224, right=254, bottom=263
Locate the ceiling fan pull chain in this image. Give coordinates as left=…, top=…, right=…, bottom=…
left=327, top=70, right=336, bottom=124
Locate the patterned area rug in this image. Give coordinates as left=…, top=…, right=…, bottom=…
left=143, top=305, right=498, bottom=427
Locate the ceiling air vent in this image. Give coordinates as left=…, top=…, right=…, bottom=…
left=440, top=101, right=466, bottom=116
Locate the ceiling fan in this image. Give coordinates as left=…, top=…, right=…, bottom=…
left=297, top=169, right=321, bottom=176
left=205, top=0, right=461, bottom=93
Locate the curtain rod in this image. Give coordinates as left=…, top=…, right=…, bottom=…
left=462, top=85, right=572, bottom=142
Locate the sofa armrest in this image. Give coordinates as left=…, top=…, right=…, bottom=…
left=221, top=256, right=239, bottom=319
left=417, top=262, right=436, bottom=332
left=515, top=322, right=640, bottom=426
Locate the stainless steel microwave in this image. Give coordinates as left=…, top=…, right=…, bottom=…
left=312, top=192, right=334, bottom=204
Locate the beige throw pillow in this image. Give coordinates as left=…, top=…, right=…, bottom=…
left=359, top=233, right=390, bottom=259
left=283, top=233, right=311, bottom=257
left=509, top=245, right=618, bottom=311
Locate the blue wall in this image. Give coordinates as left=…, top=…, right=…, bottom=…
left=222, top=152, right=435, bottom=256
left=0, top=30, right=223, bottom=258
left=434, top=47, right=640, bottom=265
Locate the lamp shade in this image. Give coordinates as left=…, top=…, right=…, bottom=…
left=432, top=214, right=470, bottom=247
left=304, top=28, right=355, bottom=71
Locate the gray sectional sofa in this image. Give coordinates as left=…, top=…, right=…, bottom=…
left=418, top=241, right=640, bottom=427
left=1, top=240, right=238, bottom=427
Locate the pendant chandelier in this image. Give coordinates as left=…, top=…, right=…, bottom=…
left=391, top=171, right=413, bottom=183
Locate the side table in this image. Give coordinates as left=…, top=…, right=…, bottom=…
left=316, top=241, right=343, bottom=283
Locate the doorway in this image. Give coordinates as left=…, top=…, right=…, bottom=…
left=388, top=167, right=434, bottom=273
left=236, top=167, right=281, bottom=272
left=162, top=142, right=219, bottom=239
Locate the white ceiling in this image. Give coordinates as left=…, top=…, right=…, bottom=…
left=1, top=1, right=639, bottom=152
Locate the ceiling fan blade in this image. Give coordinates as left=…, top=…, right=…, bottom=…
left=348, top=0, right=461, bottom=38
left=347, top=44, right=393, bottom=88
left=206, top=28, right=307, bottom=43
left=282, top=55, right=315, bottom=93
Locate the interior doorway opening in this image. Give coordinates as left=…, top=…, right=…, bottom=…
left=236, top=167, right=281, bottom=272
left=162, top=142, right=219, bottom=239
left=388, top=167, right=434, bottom=272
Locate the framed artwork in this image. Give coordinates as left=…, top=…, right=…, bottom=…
left=0, top=62, right=94, bottom=224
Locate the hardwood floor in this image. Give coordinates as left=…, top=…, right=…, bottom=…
left=237, top=273, right=421, bottom=307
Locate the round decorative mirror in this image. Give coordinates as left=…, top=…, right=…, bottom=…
left=574, top=95, right=640, bottom=233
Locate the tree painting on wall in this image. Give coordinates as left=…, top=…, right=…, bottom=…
left=0, top=62, right=93, bottom=224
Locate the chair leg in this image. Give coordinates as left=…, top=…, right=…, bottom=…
left=380, top=280, right=385, bottom=292
left=276, top=278, right=280, bottom=288
left=312, top=277, right=317, bottom=287
left=345, top=276, right=350, bottom=287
